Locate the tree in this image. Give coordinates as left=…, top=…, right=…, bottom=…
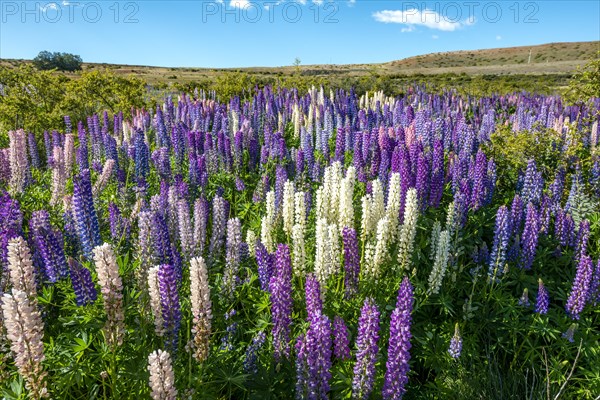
left=33, top=51, right=82, bottom=72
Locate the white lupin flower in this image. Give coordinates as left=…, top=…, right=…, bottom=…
left=282, top=181, right=295, bottom=237
left=328, top=223, right=341, bottom=276
left=314, top=218, right=329, bottom=287
left=445, top=201, right=457, bottom=241
left=260, top=216, right=275, bottom=253
left=7, top=237, right=37, bottom=303
left=294, top=191, right=306, bottom=233
left=246, top=230, right=257, bottom=258
left=363, top=241, right=377, bottom=279
left=265, top=190, right=276, bottom=225
left=429, top=221, right=442, bottom=261
left=177, top=199, right=194, bottom=261
left=360, top=194, right=373, bottom=243
left=371, top=179, right=385, bottom=224
left=315, top=187, right=326, bottom=222
left=338, top=176, right=354, bottom=231
left=189, top=257, right=212, bottom=362
left=372, top=217, right=391, bottom=278
left=63, top=133, right=75, bottom=174
left=292, top=224, right=306, bottom=277
left=147, top=266, right=164, bottom=336
left=147, top=349, right=178, bottom=400
left=93, top=243, right=125, bottom=348
left=166, top=186, right=180, bottom=240
left=427, top=230, right=451, bottom=295
left=92, top=158, right=115, bottom=197
left=397, top=188, right=419, bottom=272
left=327, top=162, right=343, bottom=222
left=386, top=173, right=402, bottom=240
left=2, top=289, right=47, bottom=399
left=51, top=146, right=66, bottom=206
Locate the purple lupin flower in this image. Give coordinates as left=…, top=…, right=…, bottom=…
left=574, top=219, right=590, bottom=264
left=305, top=273, right=323, bottom=322
left=269, top=244, right=293, bottom=362
left=275, top=164, right=288, bottom=210
left=352, top=297, right=380, bottom=400
left=158, top=264, right=181, bottom=351
left=488, top=206, right=511, bottom=282
left=296, top=313, right=332, bottom=400
left=470, top=150, right=487, bottom=211
left=382, top=276, right=413, bottom=400
left=510, top=195, right=524, bottom=236
left=342, top=227, right=360, bottom=299
left=29, top=210, right=68, bottom=282
left=72, top=169, right=101, bottom=257
left=429, top=139, right=444, bottom=208
left=535, top=278, right=549, bottom=314
left=448, top=323, right=462, bottom=360
left=333, top=316, right=350, bottom=360
left=68, top=257, right=97, bottom=306
left=519, top=203, right=539, bottom=270
left=521, top=159, right=543, bottom=206
left=566, top=254, right=593, bottom=320
left=256, top=241, right=274, bottom=292
left=549, top=166, right=566, bottom=210
left=244, top=331, right=266, bottom=374
left=108, top=203, right=124, bottom=241
left=589, top=259, right=600, bottom=306
left=415, top=152, right=430, bottom=210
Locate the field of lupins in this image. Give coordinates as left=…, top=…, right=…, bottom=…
left=0, top=86, right=599, bottom=399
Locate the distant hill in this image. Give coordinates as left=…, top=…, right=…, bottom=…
left=1, top=41, right=598, bottom=85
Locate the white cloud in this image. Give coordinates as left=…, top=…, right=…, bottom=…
left=496, top=35, right=502, bottom=40
left=347, top=0, right=356, bottom=6
left=373, top=9, right=470, bottom=32
left=229, top=0, right=250, bottom=8
left=39, top=2, right=59, bottom=12
left=432, top=34, right=439, bottom=39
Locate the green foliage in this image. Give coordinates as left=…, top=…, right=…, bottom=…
left=564, top=55, right=600, bottom=105
left=0, top=66, right=147, bottom=132
left=484, top=124, right=590, bottom=192
left=33, top=51, right=83, bottom=72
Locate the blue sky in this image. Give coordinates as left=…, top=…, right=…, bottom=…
left=1, top=1, right=598, bottom=67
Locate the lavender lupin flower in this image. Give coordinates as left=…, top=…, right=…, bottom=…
left=535, top=278, right=549, bottom=314
left=68, top=258, right=97, bottom=306
left=382, top=277, right=413, bottom=400
left=566, top=254, right=593, bottom=320
left=590, top=259, right=600, bottom=306
left=333, top=316, right=351, bottom=360
left=158, top=264, right=181, bottom=351
left=518, top=288, right=530, bottom=307
left=353, top=297, right=380, bottom=400
left=208, top=195, right=228, bottom=265
left=269, top=244, right=293, bottom=362
left=448, top=323, right=462, bottom=360
left=223, top=218, right=242, bottom=298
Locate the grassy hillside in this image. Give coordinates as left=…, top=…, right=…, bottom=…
left=1, top=41, right=598, bottom=86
